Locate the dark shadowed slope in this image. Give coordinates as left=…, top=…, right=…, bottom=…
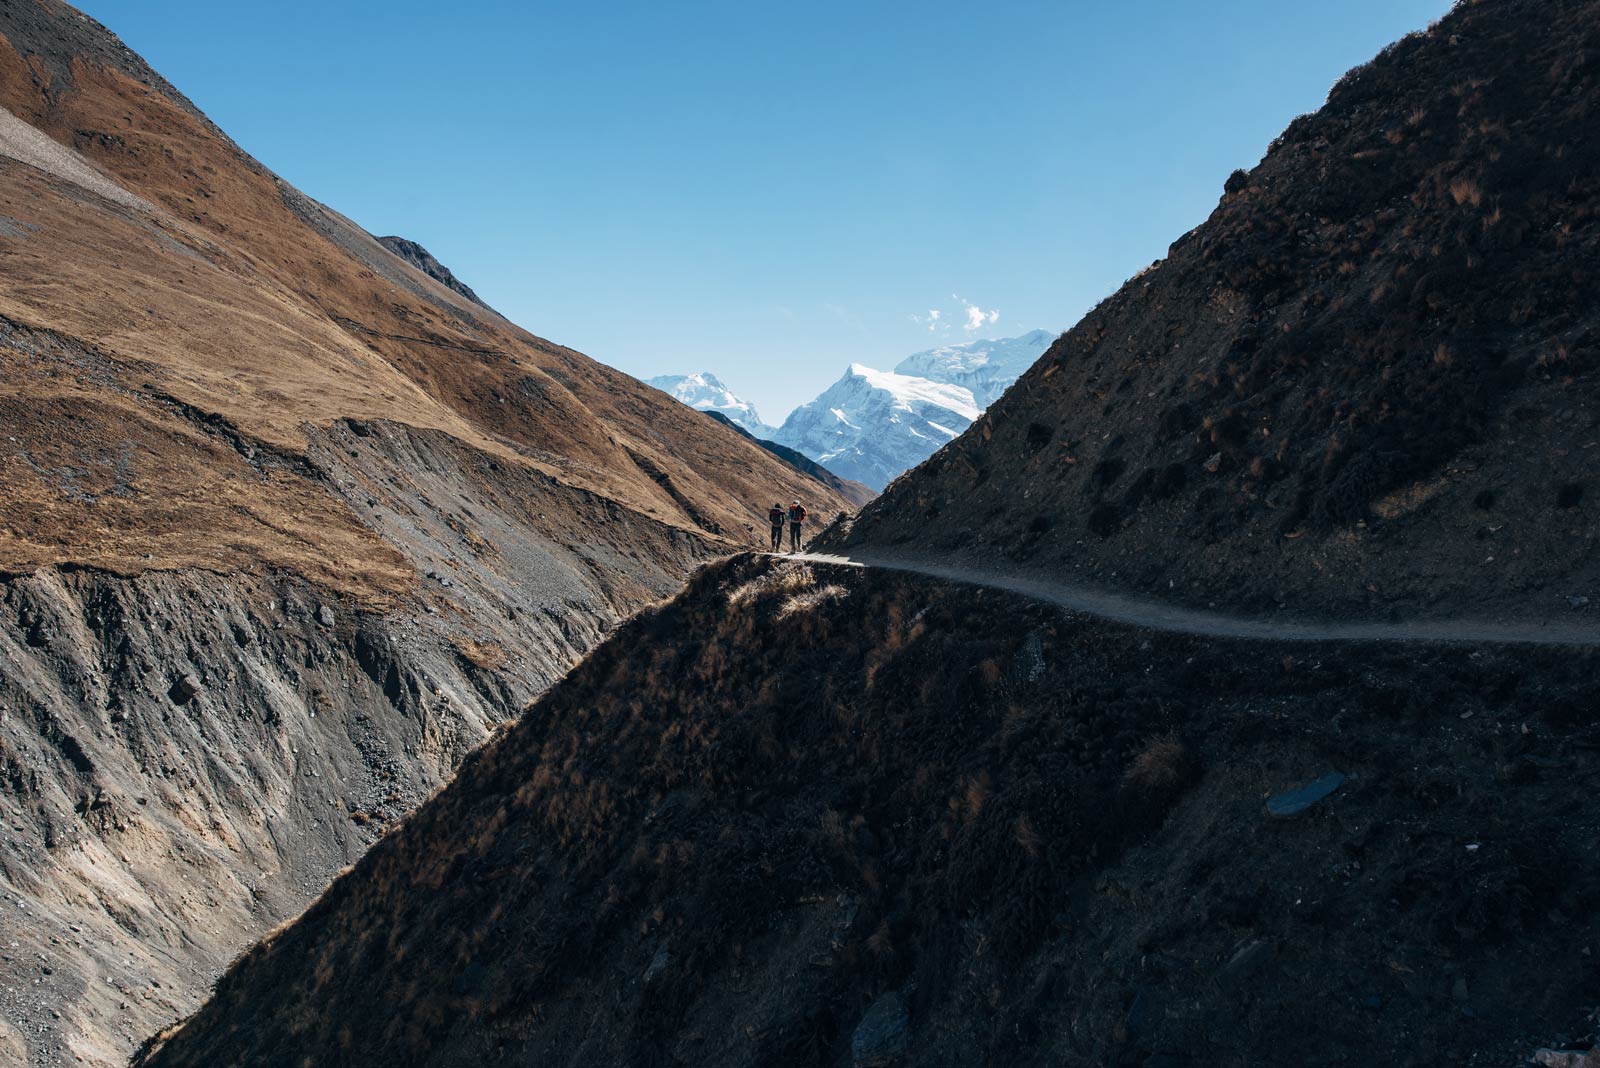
left=833, top=0, right=1600, bottom=623
left=137, top=554, right=1600, bottom=1068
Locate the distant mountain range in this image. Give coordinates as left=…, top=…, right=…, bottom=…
left=771, top=363, right=982, bottom=492
left=647, top=372, right=777, bottom=438
left=653, top=330, right=1056, bottom=492
left=891, top=329, right=1058, bottom=408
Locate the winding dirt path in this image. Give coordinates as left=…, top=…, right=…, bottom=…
left=781, top=551, right=1600, bottom=647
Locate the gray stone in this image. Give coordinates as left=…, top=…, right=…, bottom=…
left=1217, top=939, right=1273, bottom=987
left=169, top=674, right=201, bottom=704
left=642, top=945, right=669, bottom=985
left=852, top=990, right=909, bottom=1067
left=1533, top=1049, right=1600, bottom=1068
left=316, top=605, right=335, bottom=627
left=1266, top=772, right=1346, bottom=818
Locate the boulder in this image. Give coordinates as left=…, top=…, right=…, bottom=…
left=1533, top=1049, right=1600, bottom=1068
left=169, top=674, right=202, bottom=704
left=1266, top=772, right=1346, bottom=818
left=852, top=990, right=909, bottom=1067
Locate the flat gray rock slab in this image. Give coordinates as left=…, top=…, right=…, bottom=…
left=1267, top=771, right=1346, bottom=817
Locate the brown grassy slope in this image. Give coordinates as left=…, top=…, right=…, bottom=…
left=137, top=554, right=1600, bottom=1068
left=835, top=0, right=1600, bottom=621
left=0, top=0, right=851, bottom=597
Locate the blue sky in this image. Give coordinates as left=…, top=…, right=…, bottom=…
left=83, top=0, right=1451, bottom=422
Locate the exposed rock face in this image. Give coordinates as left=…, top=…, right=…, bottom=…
left=835, top=0, right=1600, bottom=621
left=0, top=416, right=712, bottom=1065
left=377, top=236, right=489, bottom=309
left=131, top=555, right=1600, bottom=1068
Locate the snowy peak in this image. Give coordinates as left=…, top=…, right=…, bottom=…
left=768, top=331, right=1055, bottom=492
left=648, top=372, right=775, bottom=438
left=770, top=366, right=982, bottom=492
left=839, top=364, right=982, bottom=422
left=893, top=329, right=1057, bottom=407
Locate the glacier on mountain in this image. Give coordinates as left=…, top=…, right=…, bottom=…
left=893, top=328, right=1058, bottom=407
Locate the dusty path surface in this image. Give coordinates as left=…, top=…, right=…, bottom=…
left=780, top=551, right=1600, bottom=647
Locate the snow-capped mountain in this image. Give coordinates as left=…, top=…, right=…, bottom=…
left=769, top=365, right=981, bottom=492
left=769, top=331, right=1056, bottom=491
left=893, top=328, right=1057, bottom=407
left=647, top=372, right=775, bottom=438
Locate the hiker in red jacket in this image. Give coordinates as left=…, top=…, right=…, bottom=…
left=767, top=501, right=785, bottom=552
left=787, top=499, right=807, bottom=552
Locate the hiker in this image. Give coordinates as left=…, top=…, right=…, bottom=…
left=767, top=501, right=786, bottom=552
left=787, top=499, right=807, bottom=552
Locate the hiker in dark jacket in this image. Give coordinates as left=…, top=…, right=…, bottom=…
left=768, top=501, right=785, bottom=552
left=787, top=500, right=807, bottom=552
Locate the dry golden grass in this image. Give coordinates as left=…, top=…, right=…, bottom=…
left=454, top=637, right=508, bottom=671
left=1449, top=175, right=1483, bottom=206
left=0, top=45, right=855, bottom=594
left=775, top=584, right=848, bottom=620
left=726, top=564, right=816, bottom=607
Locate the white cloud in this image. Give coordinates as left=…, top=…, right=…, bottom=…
left=961, top=300, right=999, bottom=332
left=912, top=297, right=998, bottom=335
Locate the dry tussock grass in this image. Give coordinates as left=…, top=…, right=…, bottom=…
left=454, top=637, right=508, bottom=671
left=775, top=584, right=848, bottom=620
left=1124, top=734, right=1192, bottom=795
left=1449, top=175, right=1483, bottom=206
left=726, top=564, right=817, bottom=607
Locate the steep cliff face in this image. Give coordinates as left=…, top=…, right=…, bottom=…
left=0, top=1, right=852, bottom=1062
left=835, top=0, right=1600, bottom=621
left=133, top=554, right=1600, bottom=1068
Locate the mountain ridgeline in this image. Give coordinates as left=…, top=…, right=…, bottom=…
left=835, top=0, right=1600, bottom=620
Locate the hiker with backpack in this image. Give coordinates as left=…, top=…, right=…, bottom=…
left=768, top=501, right=786, bottom=552
left=787, top=499, right=807, bottom=552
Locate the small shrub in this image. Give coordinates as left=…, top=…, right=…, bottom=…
left=1123, top=734, right=1193, bottom=796
left=1449, top=175, right=1483, bottom=206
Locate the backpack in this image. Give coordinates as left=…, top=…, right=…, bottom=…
left=768, top=507, right=785, bottom=526
left=789, top=505, right=807, bottom=523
